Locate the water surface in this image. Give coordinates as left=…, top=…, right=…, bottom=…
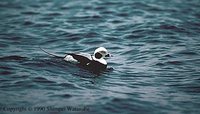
left=0, top=0, right=200, bottom=114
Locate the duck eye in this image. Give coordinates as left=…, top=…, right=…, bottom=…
left=95, top=52, right=102, bottom=59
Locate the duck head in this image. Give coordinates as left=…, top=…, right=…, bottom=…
left=92, top=47, right=111, bottom=65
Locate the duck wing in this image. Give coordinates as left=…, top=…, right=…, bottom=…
left=66, top=53, right=92, bottom=65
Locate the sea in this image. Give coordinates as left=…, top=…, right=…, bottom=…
left=0, top=0, right=200, bottom=114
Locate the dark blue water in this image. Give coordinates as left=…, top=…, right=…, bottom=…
left=1, top=0, right=200, bottom=114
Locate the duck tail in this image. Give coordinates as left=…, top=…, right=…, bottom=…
left=39, top=46, right=64, bottom=58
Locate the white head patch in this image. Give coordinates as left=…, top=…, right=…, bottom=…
left=92, top=47, right=109, bottom=65
left=94, top=47, right=108, bottom=58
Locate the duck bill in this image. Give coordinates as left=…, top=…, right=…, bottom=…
left=105, top=53, right=112, bottom=58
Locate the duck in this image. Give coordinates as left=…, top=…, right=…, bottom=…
left=40, top=46, right=111, bottom=72
left=64, top=47, right=111, bottom=72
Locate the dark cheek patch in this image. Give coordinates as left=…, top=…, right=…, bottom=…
left=95, top=52, right=102, bottom=59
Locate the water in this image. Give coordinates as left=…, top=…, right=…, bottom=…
left=0, top=0, right=200, bottom=114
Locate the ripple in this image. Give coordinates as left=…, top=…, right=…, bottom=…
left=110, top=20, right=124, bottom=24
left=0, top=42, right=8, bottom=48
left=159, top=25, right=179, bottom=30
left=182, top=86, right=200, bottom=93
left=177, top=50, right=198, bottom=55
left=21, top=11, right=40, bottom=15
left=57, top=83, right=79, bottom=89
left=11, top=75, right=29, bottom=79
left=39, top=16, right=55, bottom=20
left=67, top=15, right=103, bottom=23
left=29, top=4, right=41, bottom=8
left=1, top=0, right=200, bottom=113
left=23, top=21, right=35, bottom=26
left=120, top=49, right=135, bottom=56
left=155, top=62, right=165, bottom=66
left=0, top=35, right=23, bottom=41
left=116, top=13, right=129, bottom=17
left=44, top=12, right=62, bottom=16
left=0, top=2, right=24, bottom=9
left=14, top=80, right=32, bottom=86
left=33, top=22, right=51, bottom=27
left=100, top=10, right=116, bottom=15
left=59, top=6, right=70, bottom=10
left=0, top=71, right=13, bottom=75
left=94, top=6, right=106, bottom=10
left=166, top=61, right=183, bottom=65
left=0, top=66, right=14, bottom=70
left=0, top=55, right=27, bottom=61
left=80, top=39, right=106, bottom=45
left=32, top=77, right=56, bottom=84
left=124, top=33, right=145, bottom=39
left=0, top=79, right=11, bottom=82
left=84, top=32, right=101, bottom=38
left=51, top=94, right=72, bottom=98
